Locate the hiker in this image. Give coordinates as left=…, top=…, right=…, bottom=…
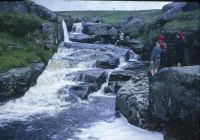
left=175, top=31, right=186, bottom=66
left=158, top=35, right=168, bottom=68
left=149, top=39, right=161, bottom=76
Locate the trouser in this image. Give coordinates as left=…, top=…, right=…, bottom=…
left=176, top=52, right=186, bottom=66
left=160, top=49, right=167, bottom=68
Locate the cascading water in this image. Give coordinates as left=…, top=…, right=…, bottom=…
left=62, top=19, right=70, bottom=42
left=0, top=19, right=163, bottom=140
left=69, top=22, right=84, bottom=39
left=72, top=22, right=83, bottom=33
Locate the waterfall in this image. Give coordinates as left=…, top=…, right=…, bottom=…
left=72, top=22, right=83, bottom=33
left=62, top=19, right=70, bottom=42
left=0, top=45, right=96, bottom=124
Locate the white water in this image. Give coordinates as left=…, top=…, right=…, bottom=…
left=0, top=19, right=73, bottom=125
left=74, top=116, right=163, bottom=140
left=72, top=22, right=83, bottom=33
left=62, top=19, right=70, bottom=42
left=0, top=47, right=97, bottom=125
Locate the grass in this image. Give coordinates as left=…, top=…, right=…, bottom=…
left=57, top=10, right=161, bottom=25
left=163, top=9, right=200, bottom=31
left=0, top=12, right=48, bottom=37
left=0, top=32, right=54, bottom=73
left=0, top=12, right=56, bottom=73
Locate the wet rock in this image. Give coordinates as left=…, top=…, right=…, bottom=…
left=69, top=33, right=101, bottom=43
left=96, top=58, right=120, bottom=69
left=65, top=42, right=130, bottom=69
left=149, top=65, right=200, bottom=140
left=109, top=70, right=135, bottom=81
left=68, top=84, right=96, bottom=99
left=75, top=69, right=108, bottom=91
left=83, top=22, right=108, bottom=35
left=116, top=76, right=152, bottom=129
left=106, top=69, right=135, bottom=94
left=105, top=61, right=147, bottom=94
left=123, top=60, right=148, bottom=72
left=0, top=63, right=45, bottom=100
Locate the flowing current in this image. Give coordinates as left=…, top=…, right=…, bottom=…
left=0, top=20, right=163, bottom=140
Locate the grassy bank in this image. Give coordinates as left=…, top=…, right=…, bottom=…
left=57, top=10, right=161, bottom=25
left=0, top=32, right=54, bottom=73
left=0, top=12, right=54, bottom=73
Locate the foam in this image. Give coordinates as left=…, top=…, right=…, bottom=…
left=74, top=116, right=163, bottom=140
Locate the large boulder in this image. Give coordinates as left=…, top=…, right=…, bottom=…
left=121, top=17, right=144, bottom=34
left=96, top=58, right=120, bottom=69
left=162, top=2, right=186, bottom=13
left=0, top=1, right=63, bottom=45
left=0, top=1, right=58, bottom=22
left=158, top=2, right=199, bottom=23
left=25, top=1, right=58, bottom=22
left=68, top=84, right=96, bottom=100
left=64, top=42, right=130, bottom=69
left=149, top=66, right=200, bottom=140
left=162, top=2, right=199, bottom=13
left=83, top=22, right=108, bottom=35
left=109, top=70, right=135, bottom=81
left=75, top=69, right=107, bottom=90
left=69, top=33, right=101, bottom=43
left=116, top=76, right=152, bottom=129
left=0, top=63, right=45, bottom=100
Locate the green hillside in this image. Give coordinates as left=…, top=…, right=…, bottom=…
left=57, top=10, right=161, bottom=25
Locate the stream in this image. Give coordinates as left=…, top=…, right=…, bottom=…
left=0, top=20, right=163, bottom=140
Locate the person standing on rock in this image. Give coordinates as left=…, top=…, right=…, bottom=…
left=149, top=39, right=161, bottom=76
left=158, top=35, right=168, bottom=68
left=175, top=31, right=186, bottom=66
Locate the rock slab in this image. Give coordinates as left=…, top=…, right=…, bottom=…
left=149, top=65, right=200, bottom=140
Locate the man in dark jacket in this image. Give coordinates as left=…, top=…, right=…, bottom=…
left=175, top=31, right=186, bottom=66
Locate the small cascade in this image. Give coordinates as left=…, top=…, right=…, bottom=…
left=72, top=22, right=83, bottom=33
left=62, top=19, right=70, bottom=42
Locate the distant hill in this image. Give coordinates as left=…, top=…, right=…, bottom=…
left=57, top=10, right=161, bottom=25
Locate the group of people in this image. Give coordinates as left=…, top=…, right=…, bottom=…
left=149, top=31, right=186, bottom=76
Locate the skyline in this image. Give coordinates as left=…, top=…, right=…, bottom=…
left=32, top=0, right=171, bottom=11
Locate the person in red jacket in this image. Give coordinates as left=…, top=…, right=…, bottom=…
left=157, top=35, right=168, bottom=68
